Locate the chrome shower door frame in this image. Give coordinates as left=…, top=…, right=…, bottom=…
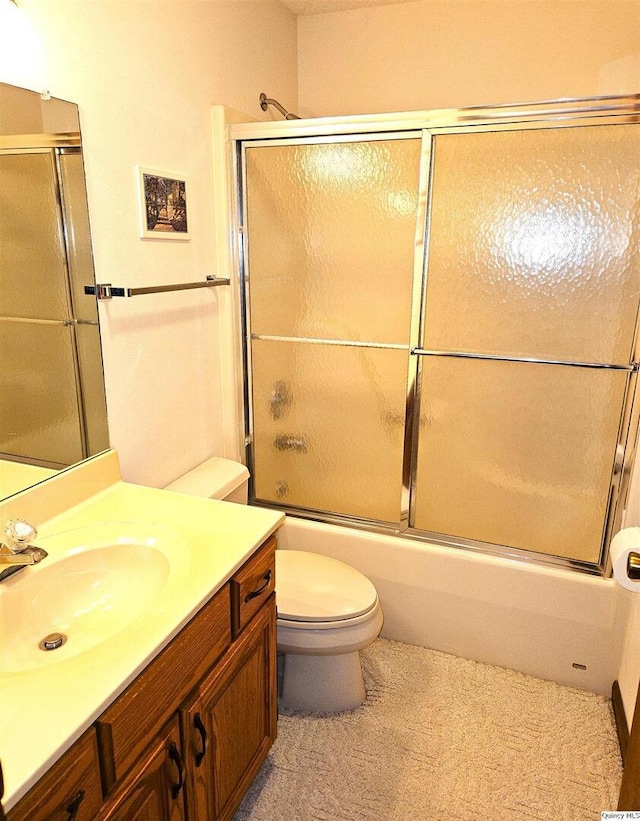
left=237, top=130, right=425, bottom=530
left=232, top=94, right=640, bottom=576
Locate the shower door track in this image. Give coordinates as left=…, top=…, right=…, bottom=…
left=247, top=495, right=609, bottom=577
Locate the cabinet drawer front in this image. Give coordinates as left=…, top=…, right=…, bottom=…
left=96, top=585, right=231, bottom=793
left=7, top=730, right=102, bottom=821
left=230, top=536, right=276, bottom=637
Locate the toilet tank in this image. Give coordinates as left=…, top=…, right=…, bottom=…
left=164, top=458, right=250, bottom=504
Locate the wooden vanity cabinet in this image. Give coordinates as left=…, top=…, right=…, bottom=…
left=99, top=536, right=277, bottom=821
left=3, top=535, right=278, bottom=821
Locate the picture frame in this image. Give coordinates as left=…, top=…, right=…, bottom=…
left=136, top=166, right=190, bottom=240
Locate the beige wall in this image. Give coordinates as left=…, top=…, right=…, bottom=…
left=0, top=0, right=297, bottom=488
left=298, top=0, right=640, bottom=116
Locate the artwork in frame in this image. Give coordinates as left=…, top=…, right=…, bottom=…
left=137, top=166, right=190, bottom=239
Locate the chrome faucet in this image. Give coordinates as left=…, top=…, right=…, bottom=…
left=0, top=520, right=48, bottom=582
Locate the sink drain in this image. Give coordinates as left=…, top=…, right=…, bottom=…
left=39, top=632, right=67, bottom=651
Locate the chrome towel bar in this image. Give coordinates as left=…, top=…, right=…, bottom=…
left=84, top=275, right=230, bottom=299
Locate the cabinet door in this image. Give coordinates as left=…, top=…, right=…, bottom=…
left=98, top=719, right=186, bottom=821
left=181, top=596, right=277, bottom=821
left=6, top=730, right=103, bottom=821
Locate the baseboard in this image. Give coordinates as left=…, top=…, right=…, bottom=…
left=613, top=680, right=629, bottom=762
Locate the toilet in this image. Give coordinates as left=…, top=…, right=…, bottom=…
left=165, top=458, right=383, bottom=713
left=164, top=457, right=250, bottom=504
left=275, top=549, right=383, bottom=712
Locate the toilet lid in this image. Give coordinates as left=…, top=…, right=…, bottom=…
left=275, top=550, right=378, bottom=623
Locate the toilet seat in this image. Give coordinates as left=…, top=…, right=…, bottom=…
left=277, top=597, right=383, bottom=655
left=277, top=599, right=379, bottom=630
left=275, top=550, right=378, bottom=624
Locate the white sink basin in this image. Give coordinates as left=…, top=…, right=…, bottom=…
left=0, top=523, right=189, bottom=673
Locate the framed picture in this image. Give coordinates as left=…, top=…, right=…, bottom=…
left=137, top=166, right=190, bottom=240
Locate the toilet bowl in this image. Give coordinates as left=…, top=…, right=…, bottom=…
left=165, top=458, right=383, bottom=713
left=276, top=549, right=383, bottom=713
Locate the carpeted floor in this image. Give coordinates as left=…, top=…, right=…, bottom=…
left=235, top=638, right=623, bottom=820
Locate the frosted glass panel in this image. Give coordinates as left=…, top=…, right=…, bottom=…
left=423, top=125, right=640, bottom=365
left=246, top=139, right=421, bottom=344
left=412, top=356, right=628, bottom=563
left=58, top=152, right=99, bottom=324
left=0, top=321, right=83, bottom=465
left=75, top=323, right=109, bottom=456
left=251, top=339, right=408, bottom=523
left=0, top=152, right=70, bottom=320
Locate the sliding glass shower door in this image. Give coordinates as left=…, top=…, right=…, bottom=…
left=411, top=126, right=640, bottom=564
left=244, top=136, right=423, bottom=524
left=239, top=111, right=640, bottom=571
left=0, top=147, right=108, bottom=469
left=1, top=151, right=85, bottom=467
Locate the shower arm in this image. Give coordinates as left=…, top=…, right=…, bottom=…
left=259, top=92, right=300, bottom=120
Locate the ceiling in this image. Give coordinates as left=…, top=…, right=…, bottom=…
left=279, top=0, right=420, bottom=15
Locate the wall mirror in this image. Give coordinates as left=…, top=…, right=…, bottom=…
left=0, top=82, right=109, bottom=500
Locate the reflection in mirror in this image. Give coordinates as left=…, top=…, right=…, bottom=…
left=0, top=83, right=109, bottom=500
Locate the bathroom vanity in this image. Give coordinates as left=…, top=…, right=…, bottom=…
left=0, top=452, right=283, bottom=820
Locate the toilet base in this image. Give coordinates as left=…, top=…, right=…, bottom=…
left=279, top=651, right=366, bottom=713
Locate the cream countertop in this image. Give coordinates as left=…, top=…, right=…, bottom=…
left=0, top=460, right=58, bottom=500
left=0, top=451, right=284, bottom=812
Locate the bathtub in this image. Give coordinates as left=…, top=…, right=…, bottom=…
left=277, top=515, right=631, bottom=696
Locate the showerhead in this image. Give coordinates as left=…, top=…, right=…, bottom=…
left=259, top=92, right=301, bottom=121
